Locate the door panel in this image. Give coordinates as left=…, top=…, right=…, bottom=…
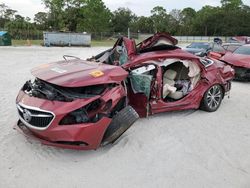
left=127, top=64, right=156, bottom=117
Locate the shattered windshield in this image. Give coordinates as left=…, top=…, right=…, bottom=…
left=233, top=46, right=250, bottom=55
left=111, top=43, right=128, bottom=65
left=94, top=40, right=128, bottom=65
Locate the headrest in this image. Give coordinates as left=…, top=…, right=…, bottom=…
left=164, top=69, right=177, bottom=80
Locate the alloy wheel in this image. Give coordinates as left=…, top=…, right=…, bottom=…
left=206, top=85, right=222, bottom=110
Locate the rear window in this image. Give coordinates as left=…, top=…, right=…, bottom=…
left=233, top=46, right=250, bottom=55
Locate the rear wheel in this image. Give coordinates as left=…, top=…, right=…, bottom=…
left=101, top=106, right=139, bottom=146
left=200, top=84, right=223, bottom=112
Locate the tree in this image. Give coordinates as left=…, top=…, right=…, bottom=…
left=130, top=16, right=154, bottom=33
left=150, top=6, right=169, bottom=33
left=111, top=8, right=136, bottom=33
left=169, top=9, right=182, bottom=34
left=63, top=6, right=83, bottom=32
left=41, top=0, right=111, bottom=32
left=77, top=0, right=111, bottom=33
left=0, top=4, right=17, bottom=28
left=180, top=8, right=196, bottom=35
left=34, top=12, right=47, bottom=25
left=192, top=5, right=219, bottom=35
left=5, top=15, right=38, bottom=39
left=2, top=0, right=250, bottom=41
left=42, top=0, right=65, bottom=30
left=221, top=0, right=243, bottom=9
left=0, top=3, right=7, bottom=18
left=4, top=9, right=17, bottom=20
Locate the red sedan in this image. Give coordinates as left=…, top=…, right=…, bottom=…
left=221, top=44, right=250, bottom=80
left=15, top=33, right=234, bottom=150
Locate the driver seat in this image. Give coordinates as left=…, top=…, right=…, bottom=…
left=163, top=69, right=184, bottom=100
left=162, top=69, right=177, bottom=98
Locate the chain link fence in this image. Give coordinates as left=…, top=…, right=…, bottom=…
left=138, top=33, right=231, bottom=43
left=91, top=32, right=231, bottom=43
left=2, top=28, right=233, bottom=44
left=91, top=31, right=139, bottom=40
left=0, top=28, right=43, bottom=40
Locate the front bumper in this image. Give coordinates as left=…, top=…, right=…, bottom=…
left=15, top=80, right=129, bottom=150
left=15, top=117, right=112, bottom=150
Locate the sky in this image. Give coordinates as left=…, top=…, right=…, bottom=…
left=1, top=0, right=250, bottom=20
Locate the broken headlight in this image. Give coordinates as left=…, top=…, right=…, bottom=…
left=59, top=99, right=102, bottom=125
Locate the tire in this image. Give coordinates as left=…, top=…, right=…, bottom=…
left=200, top=84, right=223, bottom=112
left=102, top=106, right=139, bottom=146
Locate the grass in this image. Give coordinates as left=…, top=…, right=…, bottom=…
left=91, top=39, right=116, bottom=47
left=11, top=38, right=190, bottom=47
left=12, top=39, right=116, bottom=47
left=12, top=40, right=43, bottom=46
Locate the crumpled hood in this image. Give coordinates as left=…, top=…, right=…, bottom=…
left=31, top=59, right=128, bottom=87
left=222, top=52, right=250, bottom=68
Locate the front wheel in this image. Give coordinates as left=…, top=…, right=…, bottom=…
left=200, top=84, right=223, bottom=112
left=101, top=106, right=139, bottom=146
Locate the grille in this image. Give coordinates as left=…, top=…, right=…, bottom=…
left=17, top=104, right=54, bottom=129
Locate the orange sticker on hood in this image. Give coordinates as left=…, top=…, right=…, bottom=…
left=90, top=70, right=104, bottom=78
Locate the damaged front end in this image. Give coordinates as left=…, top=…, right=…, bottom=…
left=22, top=78, right=109, bottom=102
left=15, top=60, right=139, bottom=150
left=23, top=78, right=116, bottom=123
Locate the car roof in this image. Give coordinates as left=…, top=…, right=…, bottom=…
left=123, top=48, right=200, bottom=69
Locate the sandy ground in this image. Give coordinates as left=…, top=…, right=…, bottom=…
left=0, top=46, right=250, bottom=188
